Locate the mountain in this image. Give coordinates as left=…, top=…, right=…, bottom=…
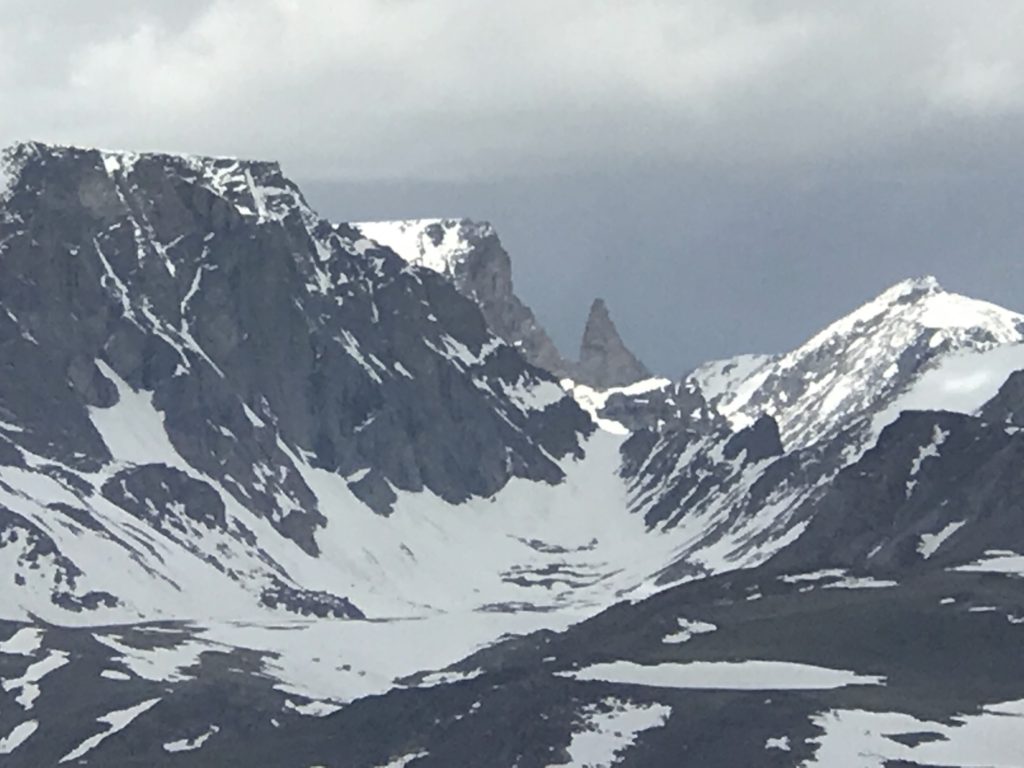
left=354, top=218, right=652, bottom=390
left=618, top=279, right=1024, bottom=585
left=0, top=141, right=598, bottom=625
left=3, top=142, right=1024, bottom=766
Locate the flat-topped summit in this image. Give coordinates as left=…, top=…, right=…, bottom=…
left=0, top=140, right=311, bottom=228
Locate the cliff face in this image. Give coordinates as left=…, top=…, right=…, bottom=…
left=355, top=218, right=570, bottom=377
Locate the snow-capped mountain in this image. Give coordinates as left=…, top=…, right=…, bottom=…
left=618, top=278, right=1024, bottom=586
left=3, top=142, right=1024, bottom=766
left=709, top=276, right=1024, bottom=449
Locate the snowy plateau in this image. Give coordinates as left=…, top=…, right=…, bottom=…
left=0, top=142, right=1023, bottom=766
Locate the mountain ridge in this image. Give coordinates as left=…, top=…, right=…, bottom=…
left=3, top=141, right=1024, bottom=766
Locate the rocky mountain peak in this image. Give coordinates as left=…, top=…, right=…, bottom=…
left=576, top=297, right=651, bottom=389
left=711, top=276, right=1024, bottom=450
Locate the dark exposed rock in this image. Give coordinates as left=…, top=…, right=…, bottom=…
left=723, top=415, right=783, bottom=463
left=979, top=368, right=1024, bottom=427
left=101, top=464, right=228, bottom=532
left=260, top=580, right=365, bottom=619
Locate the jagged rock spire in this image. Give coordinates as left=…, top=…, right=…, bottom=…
left=575, top=298, right=651, bottom=389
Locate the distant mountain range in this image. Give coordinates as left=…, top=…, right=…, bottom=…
left=1, top=142, right=1023, bottom=767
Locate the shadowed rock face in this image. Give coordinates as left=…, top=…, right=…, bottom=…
left=576, top=298, right=651, bottom=389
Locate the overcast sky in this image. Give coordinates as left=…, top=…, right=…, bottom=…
left=3, top=1, right=1024, bottom=374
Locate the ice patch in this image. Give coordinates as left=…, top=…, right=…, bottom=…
left=874, top=343, right=1024, bottom=435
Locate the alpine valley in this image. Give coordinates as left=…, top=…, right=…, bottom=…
left=1, top=142, right=1023, bottom=767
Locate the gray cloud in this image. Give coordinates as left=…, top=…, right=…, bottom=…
left=3, top=1, right=1024, bottom=177
left=3, top=2, right=1024, bottom=374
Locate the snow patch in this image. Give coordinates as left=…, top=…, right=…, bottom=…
left=60, top=698, right=161, bottom=763
left=562, top=660, right=885, bottom=690
left=918, top=521, right=966, bottom=559
left=373, top=750, right=429, bottom=768
left=562, top=377, right=671, bottom=435
left=355, top=219, right=492, bottom=275
left=662, top=617, right=717, bottom=644
left=553, top=697, right=671, bottom=768
left=0, top=720, right=37, bottom=755
left=0, top=627, right=44, bottom=656
left=804, top=699, right=1024, bottom=767
left=2, top=649, right=69, bottom=709
left=163, top=724, right=219, bottom=753
left=954, top=550, right=1024, bottom=576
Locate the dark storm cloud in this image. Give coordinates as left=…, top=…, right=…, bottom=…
left=3, top=1, right=1024, bottom=373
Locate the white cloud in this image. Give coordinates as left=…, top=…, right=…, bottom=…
left=1, top=1, right=1023, bottom=179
